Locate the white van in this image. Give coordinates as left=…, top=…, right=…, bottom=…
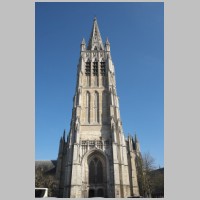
left=35, top=188, right=48, bottom=198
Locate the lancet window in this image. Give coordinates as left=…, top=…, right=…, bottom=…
left=102, top=91, right=109, bottom=123
left=85, top=62, right=91, bottom=76
left=100, top=62, right=106, bottom=76
left=94, top=92, right=99, bottom=123
left=86, top=92, right=90, bottom=123
left=85, top=61, right=91, bottom=86
left=101, top=62, right=106, bottom=86
left=93, top=61, right=98, bottom=76
left=93, top=61, right=98, bottom=86
left=89, top=157, right=103, bottom=184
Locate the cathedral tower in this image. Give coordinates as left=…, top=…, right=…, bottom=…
left=56, top=17, right=140, bottom=198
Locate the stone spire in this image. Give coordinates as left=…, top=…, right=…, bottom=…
left=105, top=37, right=110, bottom=45
left=87, top=17, right=104, bottom=50
left=80, top=38, right=86, bottom=51
left=105, top=37, right=110, bottom=52
left=135, top=133, right=138, bottom=143
left=134, top=133, right=140, bottom=152
left=56, top=17, right=140, bottom=198
left=81, top=38, right=86, bottom=45
left=62, top=129, right=66, bottom=141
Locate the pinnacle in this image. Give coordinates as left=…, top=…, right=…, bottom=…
left=135, top=132, right=138, bottom=143
left=81, top=38, right=86, bottom=45
left=106, top=37, right=110, bottom=45
left=63, top=129, right=66, bottom=141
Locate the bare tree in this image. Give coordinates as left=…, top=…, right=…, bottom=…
left=136, top=152, right=156, bottom=197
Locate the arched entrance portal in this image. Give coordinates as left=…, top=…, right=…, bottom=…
left=87, top=152, right=107, bottom=197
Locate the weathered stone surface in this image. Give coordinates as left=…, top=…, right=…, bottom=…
left=54, top=17, right=141, bottom=198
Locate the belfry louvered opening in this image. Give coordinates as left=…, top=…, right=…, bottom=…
left=93, top=62, right=98, bottom=76
left=100, top=62, right=106, bottom=76
left=85, top=62, right=91, bottom=76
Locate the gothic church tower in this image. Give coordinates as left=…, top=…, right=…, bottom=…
left=56, top=18, right=140, bottom=198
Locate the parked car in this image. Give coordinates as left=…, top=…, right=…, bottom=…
left=35, top=188, right=48, bottom=198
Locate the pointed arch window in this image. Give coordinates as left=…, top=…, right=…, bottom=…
left=96, top=160, right=103, bottom=183
left=100, top=62, right=106, bottom=76
left=100, top=61, right=106, bottom=86
left=89, top=160, right=95, bottom=184
left=85, top=61, right=91, bottom=86
left=93, top=61, right=98, bottom=76
left=93, top=61, right=98, bottom=86
left=89, top=157, right=103, bottom=184
left=85, top=61, right=91, bottom=76
left=86, top=92, right=90, bottom=123
left=102, top=91, right=109, bottom=124
left=94, top=92, right=99, bottom=123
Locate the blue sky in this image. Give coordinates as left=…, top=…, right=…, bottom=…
left=35, top=2, right=164, bottom=167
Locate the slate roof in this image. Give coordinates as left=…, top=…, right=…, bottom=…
left=151, top=167, right=164, bottom=174
left=35, top=160, right=57, bottom=174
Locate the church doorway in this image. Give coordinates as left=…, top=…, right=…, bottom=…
left=97, top=188, right=104, bottom=197
left=87, top=153, right=106, bottom=197
left=89, top=189, right=95, bottom=197
left=88, top=188, right=104, bottom=198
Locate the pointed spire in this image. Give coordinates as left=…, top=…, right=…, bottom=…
left=135, top=132, right=138, bottom=143
left=81, top=38, right=86, bottom=45
left=105, top=37, right=110, bottom=52
left=106, top=37, right=110, bottom=45
left=66, top=134, right=69, bottom=144
left=80, top=38, right=86, bottom=51
left=134, top=131, right=141, bottom=152
left=63, top=129, right=66, bottom=141
left=87, top=17, right=104, bottom=50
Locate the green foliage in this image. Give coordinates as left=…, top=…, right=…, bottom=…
left=35, top=166, right=58, bottom=197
